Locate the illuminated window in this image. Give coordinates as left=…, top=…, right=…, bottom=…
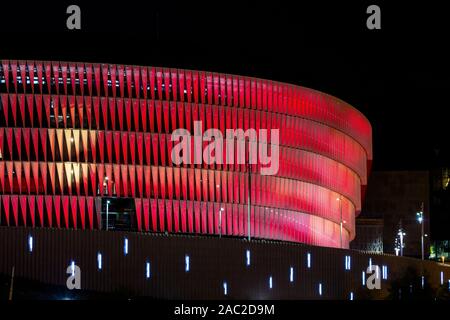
left=185, top=255, right=190, bottom=272
left=289, top=267, right=294, bottom=283
left=124, top=238, right=128, bottom=256
left=146, top=262, right=151, bottom=279
left=97, top=252, right=102, bottom=270
left=307, top=253, right=311, bottom=268
left=318, top=283, right=322, bottom=296
left=28, top=235, right=33, bottom=253
left=246, top=250, right=251, bottom=266
left=71, top=261, right=76, bottom=277
left=269, top=276, right=273, bottom=289
left=368, top=258, right=372, bottom=269
left=441, top=271, right=444, bottom=285
left=223, top=282, right=228, bottom=295
left=349, top=292, right=354, bottom=300
left=362, top=271, right=366, bottom=286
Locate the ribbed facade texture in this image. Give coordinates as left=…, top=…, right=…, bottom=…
left=0, top=60, right=372, bottom=249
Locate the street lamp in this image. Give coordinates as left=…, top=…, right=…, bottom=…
left=219, top=207, right=224, bottom=238
left=416, top=202, right=425, bottom=260
left=336, top=196, right=343, bottom=248
left=398, top=229, right=406, bottom=256
left=106, top=200, right=111, bottom=231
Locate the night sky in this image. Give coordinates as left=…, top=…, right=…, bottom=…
left=1, top=1, right=449, bottom=171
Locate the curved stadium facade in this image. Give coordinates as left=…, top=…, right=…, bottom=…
left=0, top=60, right=372, bottom=249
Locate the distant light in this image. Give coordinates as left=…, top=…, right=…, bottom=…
left=97, top=253, right=102, bottom=270
left=146, top=262, right=151, bottom=279
left=70, top=137, right=74, bottom=143
left=246, top=250, right=251, bottom=266
left=269, top=276, right=273, bottom=289
left=307, top=253, right=311, bottom=268
left=421, top=276, right=425, bottom=289
left=289, top=267, right=294, bottom=283
left=71, top=261, right=76, bottom=277
left=124, top=238, right=128, bottom=255
left=362, top=271, right=366, bottom=286
left=28, top=235, right=33, bottom=253
left=368, top=258, right=372, bottom=269
left=223, top=282, right=228, bottom=295
left=441, top=271, right=444, bottom=285
left=448, top=280, right=450, bottom=291
left=395, top=248, right=400, bottom=256
left=185, top=255, right=190, bottom=272
left=318, top=283, right=322, bottom=296
left=416, top=211, right=423, bottom=224
left=349, top=292, right=354, bottom=300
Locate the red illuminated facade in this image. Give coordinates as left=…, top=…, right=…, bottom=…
left=0, top=60, right=372, bottom=249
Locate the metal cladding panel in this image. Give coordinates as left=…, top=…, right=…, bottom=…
left=0, top=60, right=373, bottom=248
left=0, top=228, right=449, bottom=300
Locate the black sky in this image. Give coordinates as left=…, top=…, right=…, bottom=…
left=1, top=1, right=449, bottom=171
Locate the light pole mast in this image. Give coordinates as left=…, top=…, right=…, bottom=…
left=246, top=136, right=256, bottom=242
left=398, top=219, right=405, bottom=257
left=417, top=202, right=425, bottom=260
left=219, top=207, right=224, bottom=238
left=106, top=200, right=111, bottom=231
left=337, top=196, right=343, bottom=248
left=247, top=161, right=251, bottom=242
left=422, top=203, right=425, bottom=260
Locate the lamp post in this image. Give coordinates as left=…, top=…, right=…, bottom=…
left=416, top=202, right=425, bottom=260
left=398, top=223, right=406, bottom=257
left=106, top=200, right=111, bottom=231
left=219, top=207, right=224, bottom=238
left=247, top=162, right=251, bottom=242
left=337, top=196, right=343, bottom=248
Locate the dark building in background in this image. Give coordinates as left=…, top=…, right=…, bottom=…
left=429, top=147, right=450, bottom=261
left=350, top=217, right=383, bottom=253
left=354, top=171, right=430, bottom=258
